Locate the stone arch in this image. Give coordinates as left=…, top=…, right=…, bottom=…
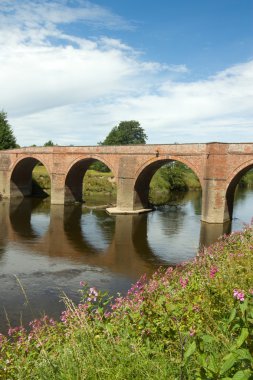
left=133, top=157, right=202, bottom=210
left=10, top=156, right=51, bottom=198
left=65, top=155, right=115, bottom=203
left=225, top=160, right=253, bottom=220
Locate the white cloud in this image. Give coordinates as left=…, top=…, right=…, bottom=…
left=0, top=0, right=252, bottom=146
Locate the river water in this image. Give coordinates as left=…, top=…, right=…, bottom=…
left=0, top=188, right=252, bottom=333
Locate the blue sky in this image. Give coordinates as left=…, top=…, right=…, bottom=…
left=0, top=0, right=252, bottom=146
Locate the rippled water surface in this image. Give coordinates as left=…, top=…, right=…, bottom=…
left=0, top=188, right=252, bottom=332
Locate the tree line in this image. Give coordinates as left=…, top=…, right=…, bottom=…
left=0, top=111, right=147, bottom=150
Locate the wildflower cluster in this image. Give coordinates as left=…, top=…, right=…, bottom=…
left=233, top=289, right=245, bottom=301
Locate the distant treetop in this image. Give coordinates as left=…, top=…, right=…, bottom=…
left=44, top=140, right=55, bottom=147
left=99, top=120, right=147, bottom=145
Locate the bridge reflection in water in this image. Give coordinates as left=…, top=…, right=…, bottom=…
left=0, top=195, right=231, bottom=332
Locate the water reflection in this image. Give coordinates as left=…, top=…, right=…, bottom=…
left=9, top=198, right=48, bottom=239
left=199, top=222, right=231, bottom=248
left=0, top=188, right=251, bottom=332
left=64, top=205, right=114, bottom=254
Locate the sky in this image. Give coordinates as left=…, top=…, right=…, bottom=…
left=0, top=0, right=253, bottom=147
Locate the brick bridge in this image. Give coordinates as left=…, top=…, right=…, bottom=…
left=0, top=142, right=252, bottom=223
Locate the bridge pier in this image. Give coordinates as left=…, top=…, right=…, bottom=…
left=50, top=173, right=65, bottom=204
left=201, top=179, right=230, bottom=224
left=0, top=170, right=10, bottom=199
left=107, top=177, right=152, bottom=215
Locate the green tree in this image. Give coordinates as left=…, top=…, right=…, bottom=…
left=0, top=111, right=17, bottom=150
left=44, top=140, right=54, bottom=147
left=99, top=120, right=147, bottom=145
left=92, top=120, right=147, bottom=172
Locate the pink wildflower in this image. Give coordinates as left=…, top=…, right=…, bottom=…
left=209, top=266, right=219, bottom=278
left=179, top=277, right=188, bottom=288
left=8, top=326, right=25, bottom=336
left=233, top=289, right=245, bottom=301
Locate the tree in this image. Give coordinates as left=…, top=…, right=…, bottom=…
left=44, top=140, right=54, bottom=147
left=99, top=120, right=147, bottom=145
left=0, top=111, right=17, bottom=150
left=92, top=121, right=147, bottom=172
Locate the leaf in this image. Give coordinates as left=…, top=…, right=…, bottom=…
left=207, top=354, right=218, bottom=374
left=220, top=353, right=236, bottom=375
left=239, top=300, right=248, bottom=314
left=201, top=334, right=216, bottom=344
left=234, top=348, right=253, bottom=361
left=184, top=341, right=196, bottom=360
left=228, top=308, right=237, bottom=324
left=232, top=369, right=252, bottom=380
left=235, top=328, right=249, bottom=348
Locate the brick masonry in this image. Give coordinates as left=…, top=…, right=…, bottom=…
left=0, top=142, right=252, bottom=223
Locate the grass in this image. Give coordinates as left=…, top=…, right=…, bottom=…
left=32, top=164, right=252, bottom=207
left=32, top=166, right=117, bottom=197
left=33, top=164, right=201, bottom=203
left=1, top=224, right=252, bottom=379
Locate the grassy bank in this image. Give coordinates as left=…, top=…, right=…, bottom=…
left=32, top=163, right=201, bottom=203
left=32, top=166, right=117, bottom=198
left=1, top=225, right=252, bottom=379
left=33, top=164, right=253, bottom=206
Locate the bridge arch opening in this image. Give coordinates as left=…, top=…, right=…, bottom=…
left=10, top=158, right=50, bottom=199
left=65, top=158, right=116, bottom=204
left=226, top=165, right=253, bottom=220
left=134, top=159, right=201, bottom=210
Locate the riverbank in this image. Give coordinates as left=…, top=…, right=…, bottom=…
left=32, top=165, right=253, bottom=205
left=1, top=224, right=252, bottom=379
left=32, top=166, right=117, bottom=198
left=32, top=164, right=201, bottom=204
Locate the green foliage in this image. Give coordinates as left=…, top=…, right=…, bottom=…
left=1, top=225, right=253, bottom=379
left=149, top=161, right=201, bottom=203
left=92, top=120, right=147, bottom=172
left=32, top=166, right=116, bottom=198
left=90, top=160, right=110, bottom=172
left=239, top=169, right=253, bottom=188
left=83, top=170, right=116, bottom=196
left=99, top=120, right=147, bottom=145
left=160, top=162, right=188, bottom=191
left=0, top=110, right=17, bottom=150
left=44, top=140, right=54, bottom=146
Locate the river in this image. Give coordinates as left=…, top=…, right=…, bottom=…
left=0, top=188, right=252, bottom=333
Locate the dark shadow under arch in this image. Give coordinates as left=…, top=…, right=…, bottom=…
left=65, top=158, right=115, bottom=203
left=226, top=164, right=253, bottom=220
left=10, top=158, right=50, bottom=199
